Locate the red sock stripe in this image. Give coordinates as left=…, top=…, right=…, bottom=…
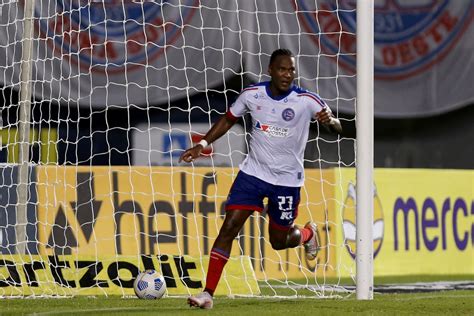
left=205, top=248, right=229, bottom=295
left=211, top=247, right=230, bottom=258
left=210, top=252, right=228, bottom=261
left=300, top=226, right=314, bottom=244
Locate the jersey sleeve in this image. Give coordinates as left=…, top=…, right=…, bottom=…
left=308, top=93, right=329, bottom=117
left=295, top=87, right=330, bottom=117
left=228, top=90, right=249, bottom=118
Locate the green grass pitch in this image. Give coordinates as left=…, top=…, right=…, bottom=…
left=1, top=276, right=473, bottom=315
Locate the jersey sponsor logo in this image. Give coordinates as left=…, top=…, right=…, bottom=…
left=254, top=121, right=289, bottom=137
left=37, top=0, right=198, bottom=73
left=282, top=108, right=295, bottom=121
left=295, top=0, right=473, bottom=80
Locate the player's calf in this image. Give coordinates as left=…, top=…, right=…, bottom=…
left=269, top=225, right=302, bottom=250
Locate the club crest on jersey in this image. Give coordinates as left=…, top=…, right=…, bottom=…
left=36, top=0, right=198, bottom=73
left=295, top=0, right=473, bottom=80
left=282, top=108, right=295, bottom=121
left=255, top=121, right=288, bottom=137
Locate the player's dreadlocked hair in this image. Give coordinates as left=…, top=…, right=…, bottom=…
left=269, top=48, right=294, bottom=66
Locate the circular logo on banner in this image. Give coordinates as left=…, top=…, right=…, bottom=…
left=282, top=108, right=295, bottom=121
left=295, top=0, right=473, bottom=80
left=37, top=0, right=198, bottom=73
left=342, top=182, right=384, bottom=260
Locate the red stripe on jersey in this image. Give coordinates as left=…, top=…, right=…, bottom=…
left=241, top=87, right=259, bottom=93
left=298, top=93, right=326, bottom=107
left=226, top=110, right=239, bottom=122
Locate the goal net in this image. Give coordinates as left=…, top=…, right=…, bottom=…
left=0, top=0, right=357, bottom=298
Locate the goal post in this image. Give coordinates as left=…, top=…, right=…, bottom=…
left=356, top=0, right=374, bottom=300
left=0, top=1, right=373, bottom=298
left=15, top=0, right=34, bottom=256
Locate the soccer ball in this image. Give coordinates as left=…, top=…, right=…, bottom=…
left=133, top=270, right=167, bottom=299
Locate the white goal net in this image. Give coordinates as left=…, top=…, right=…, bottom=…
left=0, top=0, right=357, bottom=298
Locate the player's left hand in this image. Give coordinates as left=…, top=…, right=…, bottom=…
left=179, top=145, right=203, bottom=163
left=316, top=107, right=333, bottom=125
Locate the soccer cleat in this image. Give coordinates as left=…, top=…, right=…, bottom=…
left=187, top=291, right=213, bottom=309
left=303, top=222, right=320, bottom=260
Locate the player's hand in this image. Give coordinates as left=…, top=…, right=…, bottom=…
left=316, top=107, right=333, bottom=125
left=179, top=145, right=203, bottom=163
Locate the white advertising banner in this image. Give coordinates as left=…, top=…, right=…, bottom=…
left=132, top=123, right=246, bottom=167
left=0, top=1, right=242, bottom=108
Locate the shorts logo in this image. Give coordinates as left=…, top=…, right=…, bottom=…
left=342, top=182, right=384, bottom=260
left=36, top=0, right=198, bottom=73
left=282, top=108, right=295, bottom=121
left=295, top=0, right=473, bottom=80
left=255, top=121, right=289, bottom=137
left=280, top=211, right=293, bottom=220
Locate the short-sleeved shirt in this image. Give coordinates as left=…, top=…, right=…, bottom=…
left=228, top=81, right=327, bottom=187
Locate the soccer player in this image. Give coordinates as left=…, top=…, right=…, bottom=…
left=179, top=48, right=342, bottom=309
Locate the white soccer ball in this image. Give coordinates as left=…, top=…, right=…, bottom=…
left=133, top=270, right=167, bottom=299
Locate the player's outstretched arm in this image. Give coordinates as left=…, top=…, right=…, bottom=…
left=179, top=114, right=237, bottom=163
left=316, top=107, right=343, bottom=135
